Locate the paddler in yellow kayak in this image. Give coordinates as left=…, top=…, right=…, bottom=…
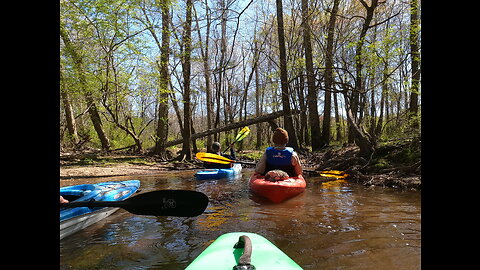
left=203, top=142, right=236, bottom=169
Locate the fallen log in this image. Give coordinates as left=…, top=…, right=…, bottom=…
left=164, top=110, right=300, bottom=148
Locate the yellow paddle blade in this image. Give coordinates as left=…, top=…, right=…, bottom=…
left=318, top=170, right=349, bottom=178
left=195, top=152, right=234, bottom=164
left=319, top=173, right=347, bottom=178
left=321, top=170, right=344, bottom=175
left=235, top=126, right=250, bottom=141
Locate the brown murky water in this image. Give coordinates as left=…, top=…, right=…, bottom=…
left=60, top=169, right=420, bottom=269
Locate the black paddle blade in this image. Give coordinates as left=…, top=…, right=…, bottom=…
left=61, top=190, right=209, bottom=217
left=122, top=190, right=209, bottom=217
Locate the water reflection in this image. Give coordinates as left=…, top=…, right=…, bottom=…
left=60, top=169, right=420, bottom=270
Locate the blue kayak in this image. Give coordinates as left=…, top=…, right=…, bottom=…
left=60, top=180, right=140, bottom=239
left=195, top=163, right=242, bottom=180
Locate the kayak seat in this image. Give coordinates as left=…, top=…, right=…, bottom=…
left=60, top=189, right=93, bottom=202
left=61, top=194, right=82, bottom=202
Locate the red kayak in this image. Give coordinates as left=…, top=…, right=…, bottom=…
left=249, top=173, right=306, bottom=203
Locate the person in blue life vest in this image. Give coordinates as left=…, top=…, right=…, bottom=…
left=254, top=128, right=303, bottom=181
left=204, top=141, right=236, bottom=169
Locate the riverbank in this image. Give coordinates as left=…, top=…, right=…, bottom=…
left=302, top=139, right=421, bottom=190
left=60, top=152, right=200, bottom=179
left=60, top=139, right=420, bottom=190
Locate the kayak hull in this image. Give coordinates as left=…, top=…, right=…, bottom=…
left=185, top=232, right=303, bottom=270
left=195, top=163, right=242, bottom=180
left=249, top=174, right=306, bottom=203
left=60, top=207, right=119, bottom=240
left=60, top=180, right=140, bottom=239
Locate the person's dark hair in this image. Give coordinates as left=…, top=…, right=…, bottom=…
left=212, top=142, right=221, bottom=152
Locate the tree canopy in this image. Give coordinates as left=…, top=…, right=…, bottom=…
left=60, top=0, right=421, bottom=159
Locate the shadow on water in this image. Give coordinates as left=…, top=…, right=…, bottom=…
left=60, top=169, right=420, bottom=270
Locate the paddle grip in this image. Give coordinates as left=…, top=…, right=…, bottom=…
left=233, top=235, right=256, bottom=270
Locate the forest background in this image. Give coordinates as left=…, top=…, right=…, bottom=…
left=59, top=0, right=421, bottom=165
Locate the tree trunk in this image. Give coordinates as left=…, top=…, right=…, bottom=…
left=333, top=90, right=342, bottom=142
left=205, top=4, right=214, bottom=153
left=301, top=0, right=321, bottom=150
left=60, top=64, right=79, bottom=145
left=60, top=24, right=110, bottom=151
left=165, top=110, right=300, bottom=148
left=193, top=0, right=214, bottom=151
left=321, top=0, right=340, bottom=147
left=85, top=94, right=111, bottom=151
left=254, top=34, right=263, bottom=150
left=181, top=0, right=193, bottom=160
left=296, top=75, right=307, bottom=147
left=375, top=61, right=388, bottom=138
left=369, top=73, right=376, bottom=136
left=345, top=103, right=374, bottom=158
left=154, top=0, right=171, bottom=158
left=348, top=0, right=378, bottom=145
left=276, top=0, right=299, bottom=150
left=346, top=0, right=379, bottom=157
left=408, top=0, right=420, bottom=129
left=214, top=0, right=228, bottom=144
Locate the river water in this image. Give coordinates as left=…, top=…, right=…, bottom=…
left=60, top=169, right=420, bottom=269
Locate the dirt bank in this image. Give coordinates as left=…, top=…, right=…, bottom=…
left=60, top=152, right=203, bottom=179
left=302, top=139, right=421, bottom=190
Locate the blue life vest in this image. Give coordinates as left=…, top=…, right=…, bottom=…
left=265, top=147, right=295, bottom=176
